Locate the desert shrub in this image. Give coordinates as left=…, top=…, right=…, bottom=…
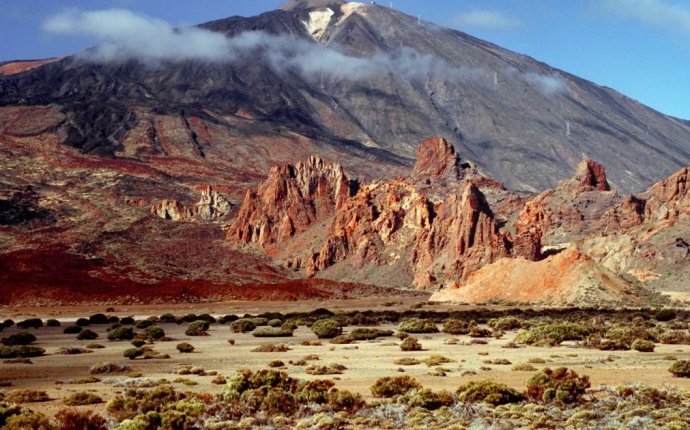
left=1, top=332, right=36, bottom=345
left=75, top=318, right=90, bottom=327
left=212, top=375, right=227, bottom=385
left=268, top=360, right=285, bottom=368
left=0, top=345, right=45, bottom=358
left=143, top=326, right=165, bottom=340
left=394, top=357, right=421, bottom=366
left=64, top=391, right=103, bottom=406
left=88, top=313, right=109, bottom=324
left=512, top=363, right=537, bottom=371
left=55, top=347, right=92, bottom=355
left=400, top=337, right=422, bottom=351
left=305, top=363, right=347, bottom=375
left=176, top=342, right=194, bottom=353
left=655, top=309, right=677, bottom=322
left=119, top=317, right=135, bottom=325
left=63, top=325, right=82, bottom=334
left=399, top=318, right=438, bottom=333
left=485, top=358, right=512, bottom=365
left=469, top=326, right=493, bottom=338
left=107, top=316, right=119, bottom=324
left=77, top=329, right=98, bottom=340
left=525, top=367, right=590, bottom=404
left=311, top=318, right=342, bottom=339
left=229, top=319, right=256, bottom=333
left=218, top=315, right=239, bottom=324
left=252, top=328, right=293, bottom=337
left=106, top=385, right=183, bottom=422
left=249, top=317, right=269, bottom=326
left=668, top=360, right=690, bottom=377
left=349, top=328, right=394, bottom=340
left=3, top=410, right=51, bottom=430
left=107, top=326, right=135, bottom=341
left=456, top=380, right=523, bottom=406
left=251, top=343, right=291, bottom=353
left=421, top=355, right=455, bottom=367
left=631, top=339, right=655, bottom=352
left=134, top=320, right=154, bottom=329
left=16, top=318, right=43, bottom=329
left=89, top=362, right=131, bottom=374
left=159, top=313, right=177, bottom=323
left=130, top=339, right=146, bottom=347
left=197, top=313, right=216, bottom=323
left=281, top=321, right=298, bottom=331
left=267, top=319, right=283, bottom=327
left=45, top=319, right=60, bottom=327
left=659, top=330, right=690, bottom=344
left=488, top=317, right=525, bottom=331
left=185, top=320, right=209, bottom=336
left=181, top=313, right=199, bottom=322
left=54, top=409, right=107, bottom=430
left=329, top=335, right=355, bottom=344
left=370, top=375, right=422, bottom=398
left=123, top=348, right=144, bottom=360
left=400, top=388, right=454, bottom=410
left=86, top=343, right=104, bottom=349
left=5, top=389, right=50, bottom=403
left=603, top=325, right=656, bottom=349
left=528, top=357, right=546, bottom=364
left=516, top=322, right=591, bottom=346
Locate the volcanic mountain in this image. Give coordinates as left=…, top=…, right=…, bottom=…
left=0, top=0, right=689, bottom=304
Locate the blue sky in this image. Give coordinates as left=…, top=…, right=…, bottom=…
left=1, top=0, right=690, bottom=119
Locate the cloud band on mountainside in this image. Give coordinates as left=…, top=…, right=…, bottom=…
left=42, top=8, right=565, bottom=95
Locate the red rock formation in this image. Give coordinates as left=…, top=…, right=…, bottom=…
left=573, top=159, right=610, bottom=191
left=152, top=186, right=232, bottom=221
left=642, top=166, right=689, bottom=224
left=227, top=156, right=354, bottom=247
left=412, top=136, right=476, bottom=184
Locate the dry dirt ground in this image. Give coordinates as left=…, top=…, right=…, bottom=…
left=2, top=300, right=690, bottom=419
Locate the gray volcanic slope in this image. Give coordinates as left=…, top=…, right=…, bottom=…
left=2, top=0, right=690, bottom=193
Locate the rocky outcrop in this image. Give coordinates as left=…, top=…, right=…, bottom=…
left=642, top=167, right=689, bottom=226
left=227, top=156, right=356, bottom=247
left=573, top=159, right=610, bottom=192
left=152, top=186, right=232, bottom=221
left=412, top=137, right=476, bottom=184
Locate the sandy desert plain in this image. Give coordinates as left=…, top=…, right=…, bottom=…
left=2, top=297, right=690, bottom=429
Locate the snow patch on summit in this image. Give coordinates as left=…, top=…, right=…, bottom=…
left=302, top=8, right=334, bottom=40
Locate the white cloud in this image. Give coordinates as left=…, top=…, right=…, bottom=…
left=450, top=10, right=520, bottom=30
left=601, top=0, right=690, bottom=34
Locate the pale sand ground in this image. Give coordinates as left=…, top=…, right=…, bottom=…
left=2, top=303, right=690, bottom=418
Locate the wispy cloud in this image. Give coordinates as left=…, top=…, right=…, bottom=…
left=450, top=10, right=520, bottom=30
left=601, top=0, right=690, bottom=34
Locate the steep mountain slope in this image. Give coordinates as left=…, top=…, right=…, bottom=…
left=1, top=0, right=690, bottom=193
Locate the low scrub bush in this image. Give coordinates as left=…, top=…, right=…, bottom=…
left=516, top=322, right=591, bottom=346
left=63, top=325, right=82, bottom=334
left=54, top=410, right=107, bottom=430
left=45, top=319, right=60, bottom=327
left=55, top=347, right=92, bottom=355
left=370, top=375, right=422, bottom=398
left=399, top=318, right=438, bottom=334
left=349, top=328, right=394, bottom=340
left=63, top=391, right=103, bottom=406
left=88, top=313, right=109, bottom=324
left=143, top=326, right=165, bottom=340
left=631, top=339, right=655, bottom=352
left=89, top=362, right=131, bottom=374
left=0, top=345, right=45, bottom=358
left=400, top=337, right=422, bottom=351
left=176, top=342, right=195, bottom=353
left=229, top=319, right=256, bottom=333
left=76, top=329, right=98, bottom=340
left=421, top=355, right=455, bottom=367
left=185, top=320, right=209, bottom=336
left=311, top=318, right=342, bottom=339
left=525, top=367, right=590, bottom=404
left=669, top=360, right=690, bottom=377
left=305, top=363, right=347, bottom=375
left=1, top=332, right=36, bottom=346
left=107, top=326, right=135, bottom=341
left=16, top=318, right=42, bottom=329
left=251, top=343, right=291, bottom=353
left=75, top=318, right=90, bottom=327
left=252, top=328, right=293, bottom=337
left=394, top=357, right=421, bottom=366
left=400, top=388, right=454, bottom=410
left=456, top=380, right=523, bottom=405
left=655, top=309, right=676, bottom=322
left=5, top=389, right=50, bottom=403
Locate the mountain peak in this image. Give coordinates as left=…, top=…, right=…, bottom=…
left=279, top=0, right=346, bottom=11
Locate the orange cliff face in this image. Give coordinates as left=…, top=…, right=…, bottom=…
left=226, top=136, right=542, bottom=290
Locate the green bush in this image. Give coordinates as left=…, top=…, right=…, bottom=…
left=370, top=375, right=422, bottom=398
left=184, top=320, right=209, bottom=336
left=75, top=318, right=90, bottom=327
left=268, top=318, right=283, bottom=327
left=134, top=319, right=154, bottom=329
left=143, top=326, right=165, bottom=340
left=349, top=328, right=394, bottom=340
left=0, top=345, right=45, bottom=358
left=89, top=362, right=131, bottom=374
left=119, top=317, right=135, bottom=325
left=631, top=339, right=655, bottom=352
left=400, top=337, right=422, bottom=351
left=55, top=410, right=107, bottom=430
left=176, top=342, right=195, bottom=353
left=130, top=339, right=146, bottom=347
left=669, top=360, right=690, bottom=377
left=16, top=318, right=43, bottom=329
left=305, top=363, right=347, bottom=375
left=63, top=325, right=82, bottom=334
left=63, top=391, right=103, bottom=406
left=488, top=317, right=525, bottom=331
left=252, top=328, right=293, bottom=337
left=89, top=313, right=109, bottom=324
left=1, top=332, right=36, bottom=345
left=77, top=329, right=98, bottom=340
left=400, top=388, right=454, bottom=410
left=5, top=389, right=50, bottom=403
left=45, top=319, right=60, bottom=327
left=311, top=318, right=342, bottom=339
left=399, top=318, right=438, bottom=334
left=123, top=347, right=144, bottom=360
left=229, top=319, right=256, bottom=333
left=456, top=380, right=523, bottom=405
left=442, top=319, right=472, bottom=335
left=4, top=411, right=51, bottom=430
left=107, top=326, right=135, bottom=341
left=159, top=313, right=177, bottom=323
left=515, top=322, right=591, bottom=346
left=525, top=367, right=590, bottom=404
